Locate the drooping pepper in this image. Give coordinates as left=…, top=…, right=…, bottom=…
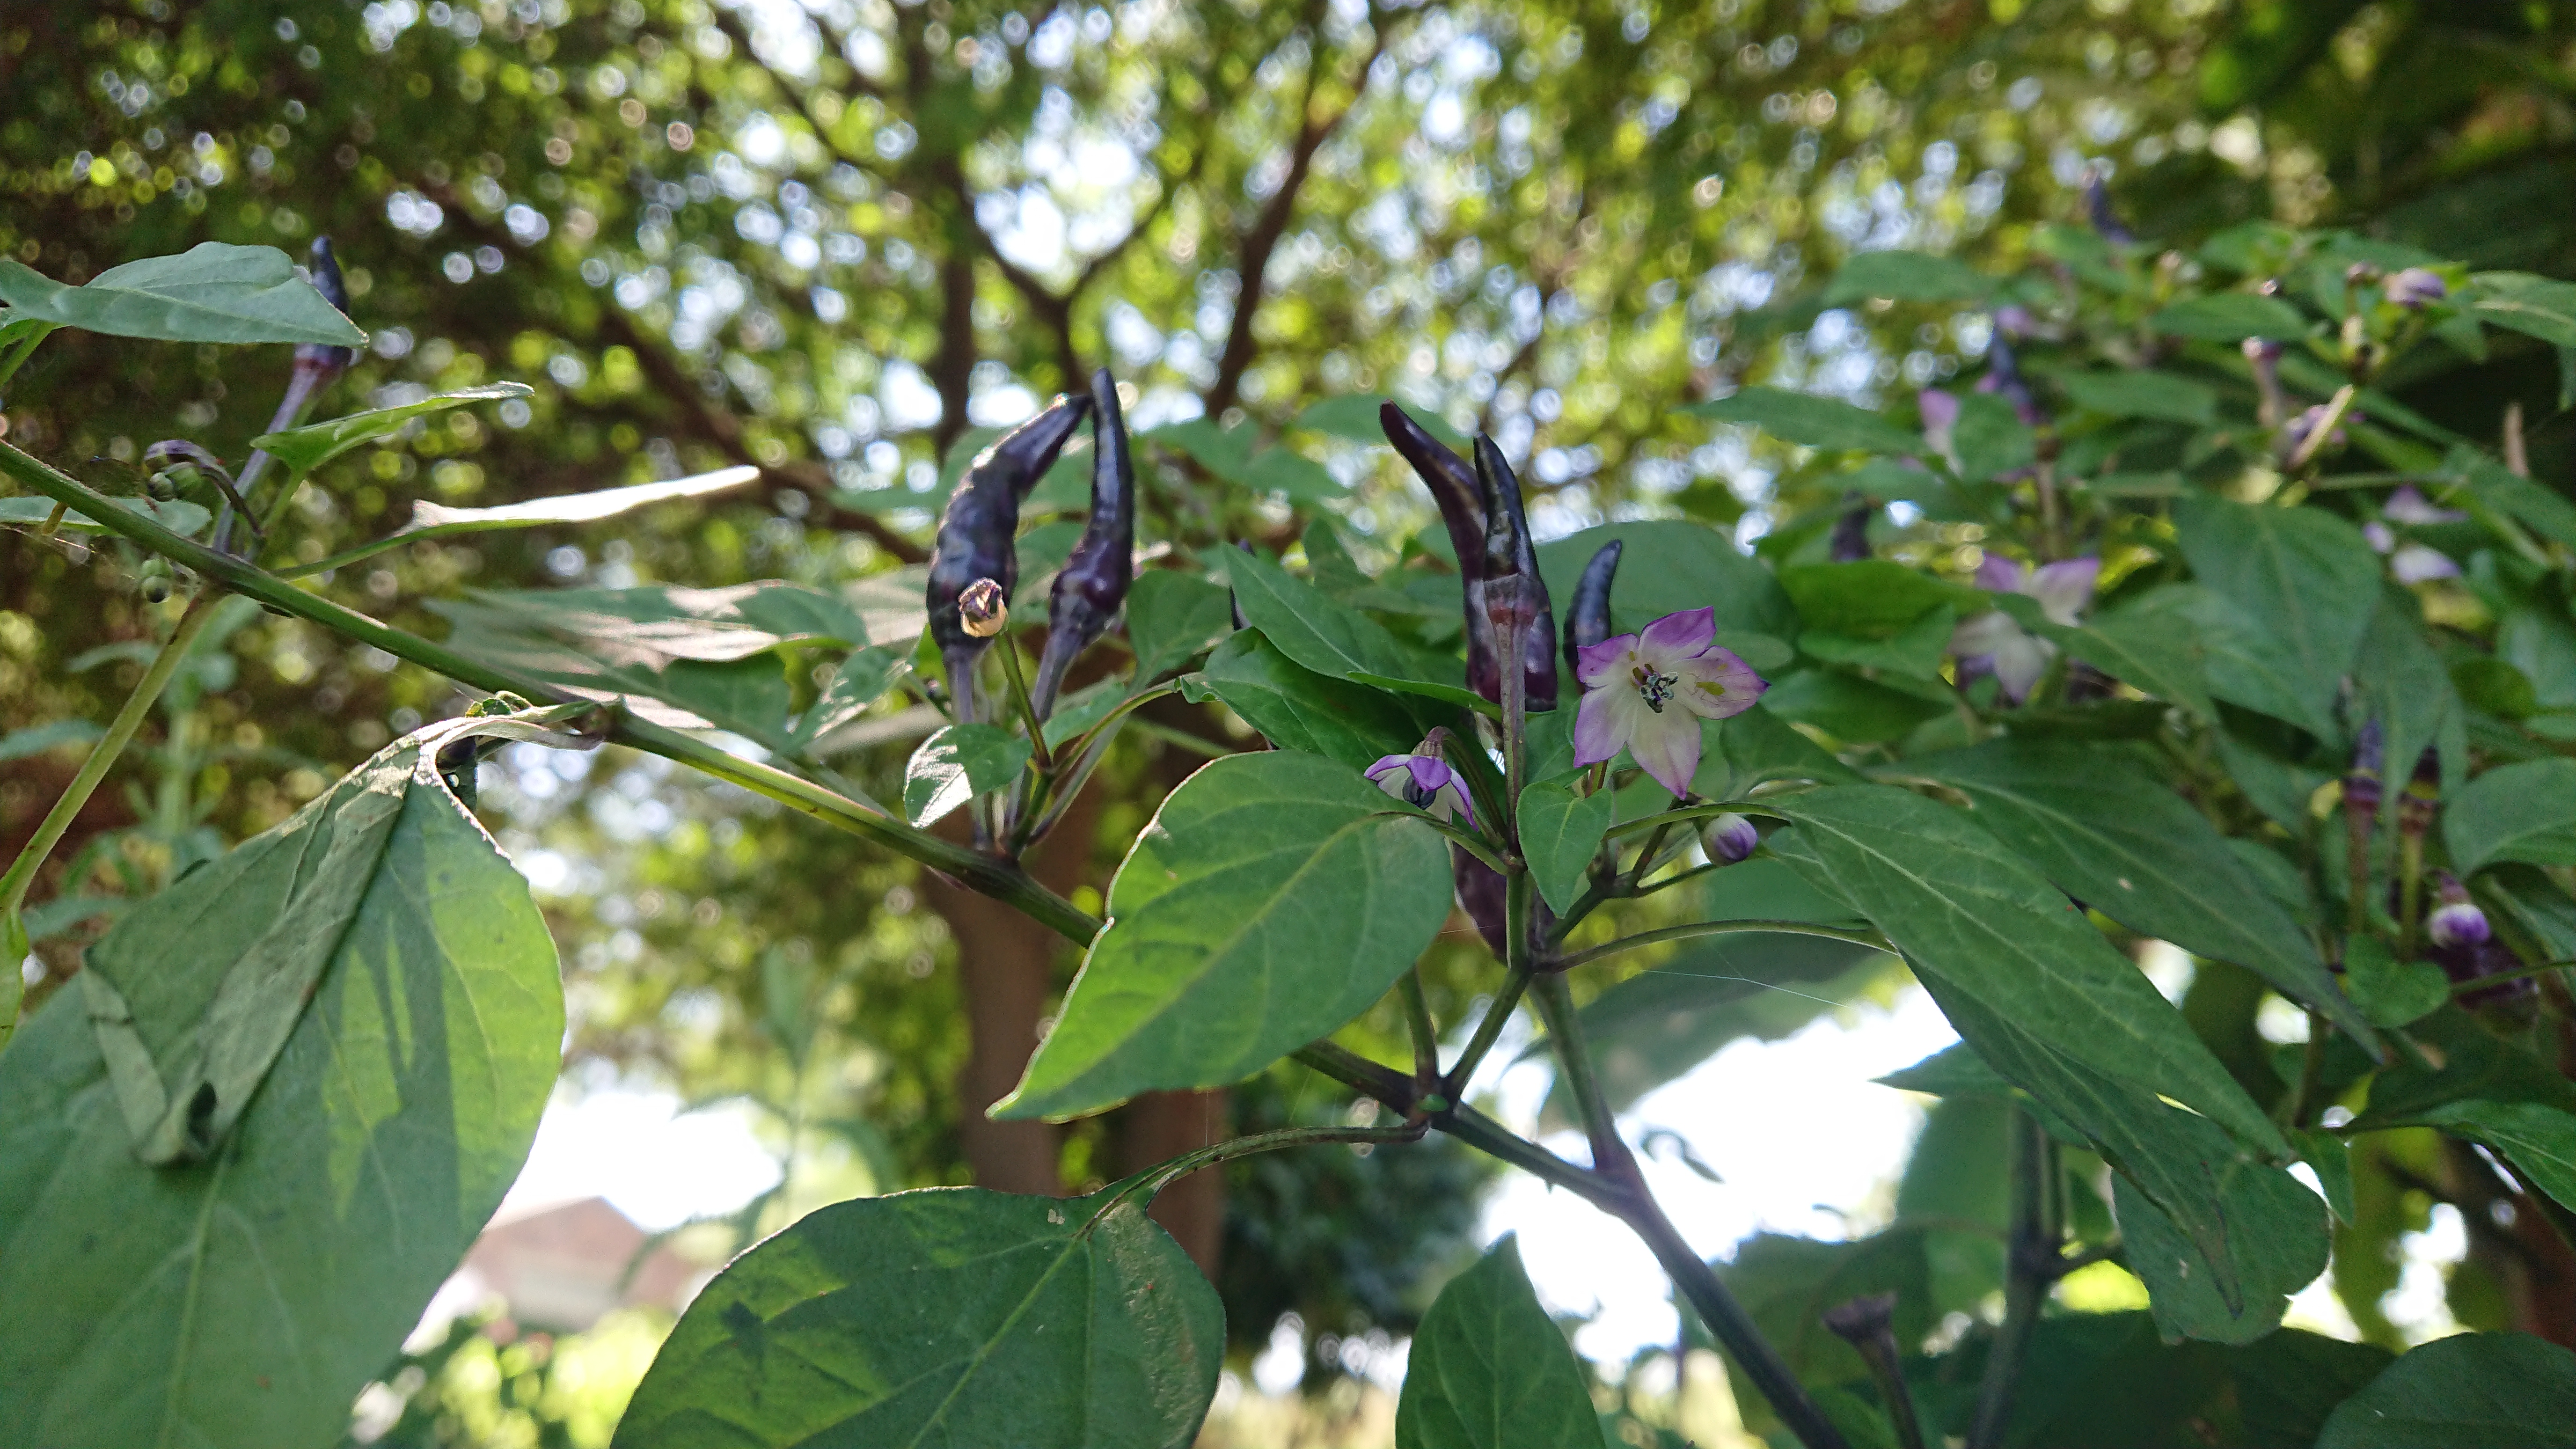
left=1562, top=538, right=1622, bottom=677
left=925, top=393, right=1093, bottom=721
left=1030, top=368, right=1134, bottom=719
left=1379, top=403, right=1558, bottom=711
left=218, top=237, right=359, bottom=554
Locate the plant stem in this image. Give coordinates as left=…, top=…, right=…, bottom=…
left=0, top=439, right=1102, bottom=946
left=0, top=322, right=56, bottom=392
left=1531, top=972, right=1625, bottom=1173
left=1969, top=1105, right=2054, bottom=1449
left=1398, top=969, right=1441, bottom=1094
left=0, top=594, right=216, bottom=930
left=1125, top=1119, right=1429, bottom=1201
left=1442, top=966, right=1531, bottom=1099
left=2398, top=832, right=2425, bottom=957
left=989, top=634, right=1055, bottom=771
left=1552, top=919, right=1895, bottom=973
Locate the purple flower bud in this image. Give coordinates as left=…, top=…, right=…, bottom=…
left=2284, top=403, right=2353, bottom=458
left=2427, top=874, right=2487, bottom=949
left=927, top=393, right=1092, bottom=720
left=2383, top=485, right=2467, bottom=526
left=1030, top=368, right=1135, bottom=717
left=1975, top=334, right=2045, bottom=428
left=1563, top=540, right=1623, bottom=678
left=1703, top=812, right=1759, bottom=865
left=2386, top=268, right=2447, bottom=310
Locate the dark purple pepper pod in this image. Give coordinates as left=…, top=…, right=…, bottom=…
left=1828, top=492, right=1874, bottom=562
left=1470, top=435, right=1559, bottom=712
left=1450, top=849, right=1554, bottom=962
left=296, top=238, right=358, bottom=384
left=926, top=393, right=1093, bottom=719
left=1030, top=368, right=1134, bottom=718
left=1563, top=539, right=1622, bottom=677
left=2082, top=165, right=2136, bottom=245
left=1382, top=403, right=1499, bottom=698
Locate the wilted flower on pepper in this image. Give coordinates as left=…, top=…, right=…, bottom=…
left=958, top=578, right=1008, bottom=637
left=1365, top=751, right=1478, bottom=828
left=2386, top=268, right=2448, bottom=310
left=1949, top=554, right=2100, bottom=704
left=2284, top=402, right=2355, bottom=459
left=1573, top=607, right=1768, bottom=797
left=1702, top=812, right=1760, bottom=865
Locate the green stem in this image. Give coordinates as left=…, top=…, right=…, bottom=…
left=1552, top=919, right=1895, bottom=973
left=0, top=439, right=1102, bottom=947
left=989, top=634, right=1055, bottom=771
left=1969, top=1106, right=2054, bottom=1449
left=1608, top=800, right=1790, bottom=841
left=1531, top=972, right=1625, bottom=1173
left=0, top=595, right=217, bottom=928
left=1399, top=813, right=1511, bottom=877
left=1398, top=968, right=1442, bottom=1095
left=1443, top=966, right=1532, bottom=1099
left=1624, top=822, right=1676, bottom=894
left=1124, top=1120, right=1430, bottom=1202
left=0, top=322, right=57, bottom=392
left=2398, top=832, right=2425, bottom=958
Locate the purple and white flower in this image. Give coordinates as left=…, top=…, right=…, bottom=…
left=2383, top=484, right=2467, bottom=526
left=1572, top=607, right=1768, bottom=797
left=1703, top=812, right=1760, bottom=865
left=2386, top=267, right=2448, bottom=310
left=2429, top=875, right=2491, bottom=950
left=2364, top=486, right=2466, bottom=583
left=1364, top=752, right=1477, bottom=827
left=1950, top=554, right=2100, bottom=704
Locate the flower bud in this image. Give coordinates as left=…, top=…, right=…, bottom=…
left=1364, top=746, right=1477, bottom=828
left=958, top=578, right=1008, bottom=638
left=2344, top=261, right=2383, bottom=288
left=1031, top=367, right=1135, bottom=717
left=1702, top=812, right=1759, bottom=866
left=1563, top=539, right=1623, bottom=677
left=1975, top=333, right=2045, bottom=428
left=2428, top=875, right=2489, bottom=949
left=926, top=392, right=1092, bottom=719
left=2386, top=267, right=2447, bottom=310
left=137, top=556, right=174, bottom=604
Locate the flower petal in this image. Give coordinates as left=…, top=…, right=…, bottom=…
left=1949, top=609, right=2022, bottom=659
left=1433, top=778, right=1478, bottom=829
left=1637, top=607, right=1716, bottom=666
left=1673, top=647, right=1768, bottom=720
left=2391, top=544, right=2460, bottom=584
left=1992, top=634, right=2054, bottom=703
left=2028, top=557, right=2100, bottom=626
left=1572, top=683, right=1634, bottom=767
left=1626, top=704, right=1702, bottom=797
left=1974, top=553, right=2028, bottom=593
left=1575, top=634, right=1639, bottom=689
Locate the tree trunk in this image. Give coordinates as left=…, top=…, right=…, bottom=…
left=1113, top=1088, right=1229, bottom=1275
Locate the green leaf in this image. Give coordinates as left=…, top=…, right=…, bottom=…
left=1779, top=560, right=1976, bottom=639
left=2149, top=293, right=2310, bottom=341
left=2446, top=758, right=2576, bottom=873
left=2316, top=1332, right=2576, bottom=1449
left=1796, top=605, right=1955, bottom=679
left=903, top=723, right=1032, bottom=827
left=1903, top=739, right=2377, bottom=1047
left=1243, top=447, right=1345, bottom=502
left=2056, top=370, right=2220, bottom=425
left=0, top=242, right=366, bottom=347
left=995, top=752, right=1450, bottom=1120
left=2354, top=1010, right=2576, bottom=1213
left=249, top=383, right=537, bottom=475
left=0, top=720, right=563, bottom=1447
left=2352, top=590, right=2466, bottom=827
left=614, top=1182, right=1223, bottom=1449
left=0, top=493, right=212, bottom=539
left=1533, top=520, right=1798, bottom=639
left=2112, top=1160, right=2331, bottom=1346
left=1768, top=786, right=2283, bottom=1154
left=1395, top=1236, right=1599, bottom=1449
left=1820, top=250, right=1994, bottom=306
left=1760, top=668, right=1949, bottom=744
left=1184, top=631, right=1427, bottom=769
left=1984, top=1313, right=2390, bottom=1449
left=1686, top=386, right=1924, bottom=455
left=1951, top=390, right=2037, bottom=482
left=2338, top=936, right=2450, bottom=1028
left=2450, top=445, right=2576, bottom=551
left=2173, top=495, right=2381, bottom=729
left=1720, top=703, right=1865, bottom=785
left=1516, top=777, right=1615, bottom=915
left=1145, top=417, right=1258, bottom=479
left=1126, top=571, right=1235, bottom=684
left=790, top=645, right=910, bottom=749
left=0, top=718, right=104, bottom=763
left=2462, top=271, right=2576, bottom=348
left=2032, top=596, right=2216, bottom=720
left=1295, top=393, right=1468, bottom=446
left=1221, top=548, right=1484, bottom=713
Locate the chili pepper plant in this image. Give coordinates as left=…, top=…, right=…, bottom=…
left=7, top=210, right=2576, bottom=1449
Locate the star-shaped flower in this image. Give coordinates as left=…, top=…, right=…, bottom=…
left=1572, top=607, right=1767, bottom=796
left=1364, top=752, right=1477, bottom=827
left=1950, top=554, right=2099, bottom=704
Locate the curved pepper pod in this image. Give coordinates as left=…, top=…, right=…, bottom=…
left=1381, top=402, right=1500, bottom=694
left=1031, top=368, right=1135, bottom=718
left=296, top=237, right=358, bottom=383
left=1562, top=539, right=1622, bottom=677
left=925, top=392, right=1093, bottom=719
left=1471, top=435, right=1558, bottom=712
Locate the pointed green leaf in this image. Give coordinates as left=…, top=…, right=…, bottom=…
left=1295, top=393, right=1467, bottom=446
left=2446, top=758, right=2576, bottom=874
left=1243, top=447, right=1345, bottom=501
left=1820, top=249, right=1994, bottom=306
left=791, top=645, right=910, bottom=749
left=1904, top=739, right=2377, bottom=1048
left=2352, top=589, right=2465, bottom=825
left=1125, top=571, right=1235, bottom=684
left=903, top=723, right=1032, bottom=827
left=614, top=1184, right=1223, bottom=1449
left=0, top=493, right=212, bottom=539
left=0, top=718, right=105, bottom=763
left=1221, top=548, right=1485, bottom=713
left=1395, top=1236, right=1598, bottom=1449
left=2353, top=1010, right=2576, bottom=1214
left=0, top=721, right=564, bottom=1449
left=2112, top=1155, right=2331, bottom=1346
left=1779, top=561, right=1974, bottom=639
left=0, top=243, right=366, bottom=347
left=1516, top=777, right=1615, bottom=915
left=1533, top=520, right=1798, bottom=640
left=2339, top=936, right=2450, bottom=1028
left=995, top=752, right=1451, bottom=1120
left=2463, top=272, right=2576, bottom=348
left=2025, top=593, right=2215, bottom=720
left=2056, top=369, right=2221, bottom=424
left=1953, top=390, right=2038, bottom=482
left=2149, top=293, right=2309, bottom=342
left=250, top=382, right=534, bottom=476
left=1687, top=386, right=1923, bottom=454
left=2316, top=1332, right=2576, bottom=1449
left=2173, top=495, right=2382, bottom=731
left=1183, top=631, right=1427, bottom=768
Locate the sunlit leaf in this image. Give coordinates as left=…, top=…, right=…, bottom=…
left=1395, top=1236, right=1598, bottom=1449
left=250, top=382, right=534, bottom=475
left=902, top=723, right=1032, bottom=827
left=1686, top=385, right=1925, bottom=454
left=0, top=242, right=366, bottom=347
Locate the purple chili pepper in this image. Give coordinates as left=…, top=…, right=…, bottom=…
left=1382, top=404, right=1558, bottom=711
left=926, top=392, right=1093, bottom=721
left=215, top=237, right=359, bottom=554
left=2083, top=164, right=2135, bottom=245
left=1030, top=368, right=1134, bottom=718
left=1471, top=434, right=1558, bottom=712
left=1562, top=539, right=1623, bottom=678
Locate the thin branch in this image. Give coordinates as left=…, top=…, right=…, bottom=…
left=1551, top=919, right=1895, bottom=973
